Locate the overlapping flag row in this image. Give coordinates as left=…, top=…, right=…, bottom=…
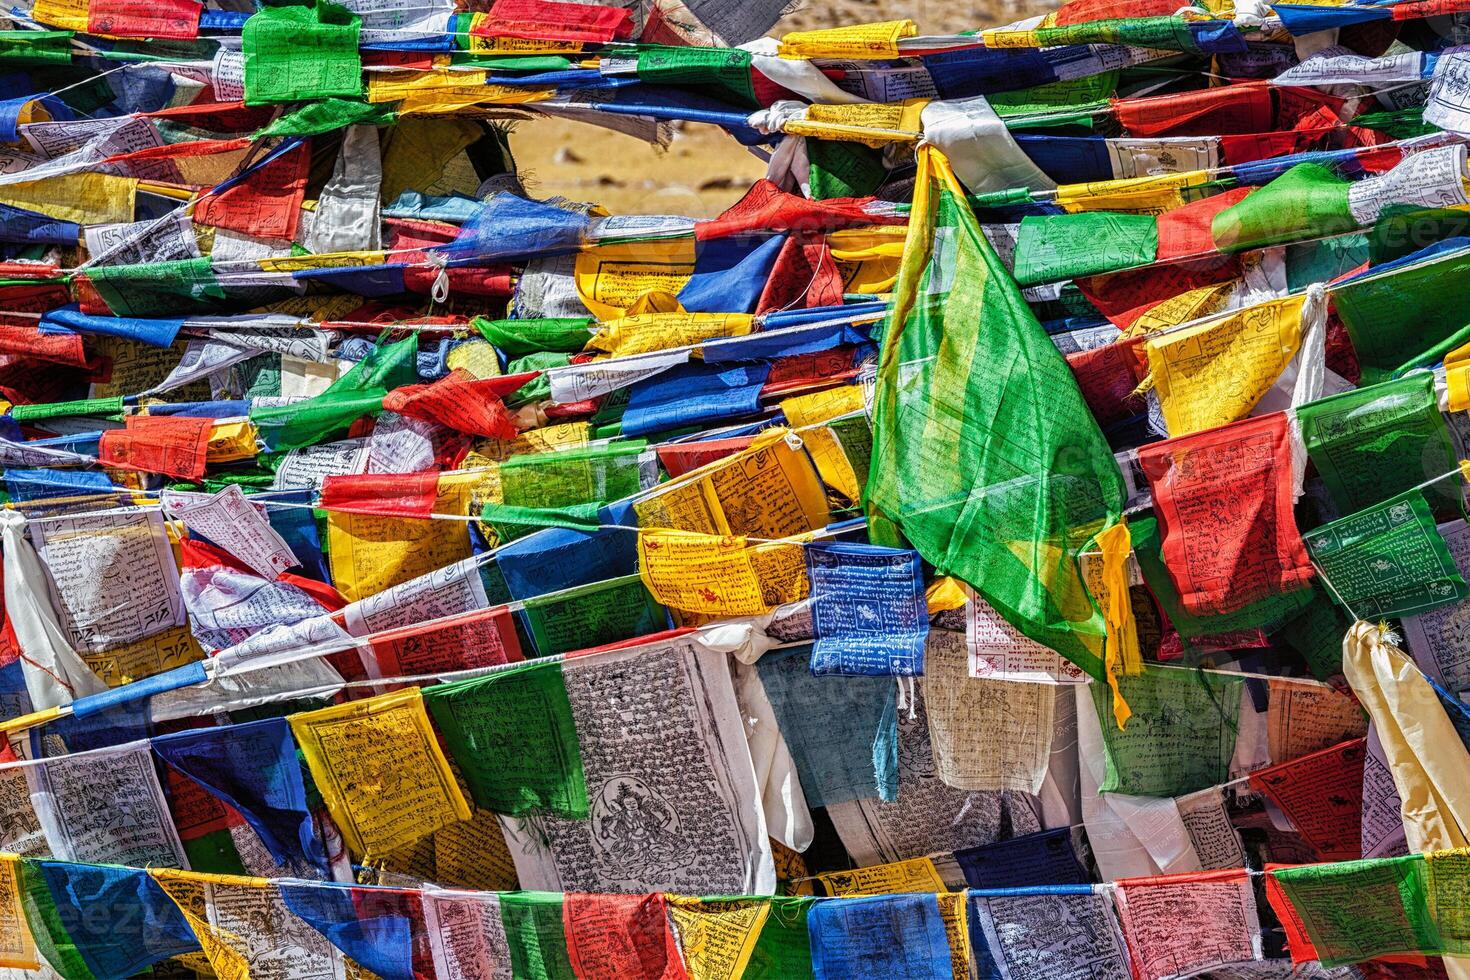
left=11, top=0, right=1470, bottom=973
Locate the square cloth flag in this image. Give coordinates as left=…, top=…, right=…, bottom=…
left=805, top=542, right=928, bottom=675
left=1304, top=489, right=1469, bottom=619
left=423, top=659, right=589, bottom=818
left=242, top=0, right=363, bottom=105
left=288, top=688, right=471, bottom=859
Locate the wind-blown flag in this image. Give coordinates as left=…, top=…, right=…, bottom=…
left=867, top=146, right=1135, bottom=723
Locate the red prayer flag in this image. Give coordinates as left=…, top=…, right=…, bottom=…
left=98, top=415, right=213, bottom=480
left=655, top=435, right=756, bottom=478
left=381, top=368, right=536, bottom=439
left=1155, top=186, right=1254, bottom=262
left=695, top=179, right=891, bottom=240
left=1053, top=0, right=1182, bottom=24
left=476, top=0, right=633, bottom=42
left=756, top=233, right=846, bottom=315
left=1138, top=412, right=1314, bottom=617
left=1066, top=338, right=1147, bottom=429
left=319, top=471, right=441, bottom=519
left=366, top=606, right=524, bottom=678
left=0, top=318, right=94, bottom=368
left=562, top=893, right=688, bottom=980
left=1116, top=82, right=1274, bottom=138
left=192, top=142, right=310, bottom=241
left=760, top=347, right=861, bottom=400
left=88, top=0, right=201, bottom=38
left=163, top=763, right=242, bottom=840
left=1249, top=738, right=1366, bottom=862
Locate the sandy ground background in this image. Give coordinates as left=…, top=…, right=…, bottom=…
left=510, top=0, right=1046, bottom=215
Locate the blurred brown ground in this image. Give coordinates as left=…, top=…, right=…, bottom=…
left=510, top=0, right=1050, bottom=215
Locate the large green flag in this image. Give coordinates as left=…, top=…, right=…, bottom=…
left=867, top=147, right=1134, bottom=722
left=241, top=0, right=362, bottom=105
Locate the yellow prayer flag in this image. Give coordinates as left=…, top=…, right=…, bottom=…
left=259, top=251, right=386, bottom=273
left=925, top=575, right=969, bottom=614
left=1144, top=294, right=1306, bottom=437
left=980, top=28, right=1041, bottom=47
left=0, top=855, right=37, bottom=970
left=1450, top=365, right=1470, bottom=413
left=637, top=530, right=809, bottom=617
left=151, top=869, right=257, bottom=980
left=632, top=428, right=831, bottom=536
left=665, top=897, right=770, bottom=980
left=778, top=19, right=917, bottom=59
left=1055, top=172, right=1211, bottom=216
left=814, top=857, right=946, bottom=895
left=1342, top=621, right=1470, bottom=853
left=82, top=624, right=204, bottom=688
left=289, top=688, right=472, bottom=860
left=785, top=100, right=928, bottom=148
left=937, top=892, right=971, bottom=980
left=779, top=385, right=865, bottom=429
left=1093, top=521, right=1141, bottom=729
left=445, top=339, right=503, bottom=379
left=829, top=226, right=907, bottom=294
left=367, top=68, right=488, bottom=103
left=464, top=20, right=583, bottom=53
left=380, top=116, right=486, bottom=204
left=800, top=426, right=862, bottom=501
left=586, top=312, right=753, bottom=357
left=0, top=173, right=136, bottom=226
left=28, top=0, right=87, bottom=30
left=1126, top=281, right=1236, bottom=338
left=574, top=238, right=696, bottom=320
left=326, top=473, right=475, bottom=601
left=206, top=419, right=260, bottom=464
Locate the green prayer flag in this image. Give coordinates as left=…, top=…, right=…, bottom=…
left=423, top=659, right=589, bottom=818
left=747, top=896, right=817, bottom=978
left=449, top=53, right=574, bottom=71
left=499, top=892, right=576, bottom=980
left=180, top=828, right=248, bottom=877
left=242, top=0, right=363, bottom=105
left=1025, top=16, right=1210, bottom=54
left=1352, top=106, right=1436, bottom=140
left=1012, top=212, right=1158, bottom=286
left=1298, top=373, right=1460, bottom=518
left=1333, top=242, right=1470, bottom=384
left=868, top=148, right=1126, bottom=683
left=0, top=30, right=73, bottom=66
left=10, top=396, right=125, bottom=422
left=989, top=71, right=1117, bottom=122
left=257, top=98, right=394, bottom=138
left=506, top=351, right=570, bottom=406
left=1211, top=163, right=1355, bottom=252
left=499, top=442, right=649, bottom=509
left=85, top=257, right=227, bottom=317
left=1284, top=234, right=1368, bottom=291
left=808, top=138, right=888, bottom=200
left=520, top=574, right=667, bottom=657
left=1369, top=206, right=1470, bottom=265
left=636, top=45, right=756, bottom=107
left=1278, top=590, right=1354, bottom=681
left=1303, top=488, right=1469, bottom=619
left=480, top=501, right=603, bottom=542
left=251, top=335, right=416, bottom=450
left=1272, top=855, right=1438, bottom=967
left=1089, top=665, right=1241, bottom=797
left=472, top=315, right=593, bottom=357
